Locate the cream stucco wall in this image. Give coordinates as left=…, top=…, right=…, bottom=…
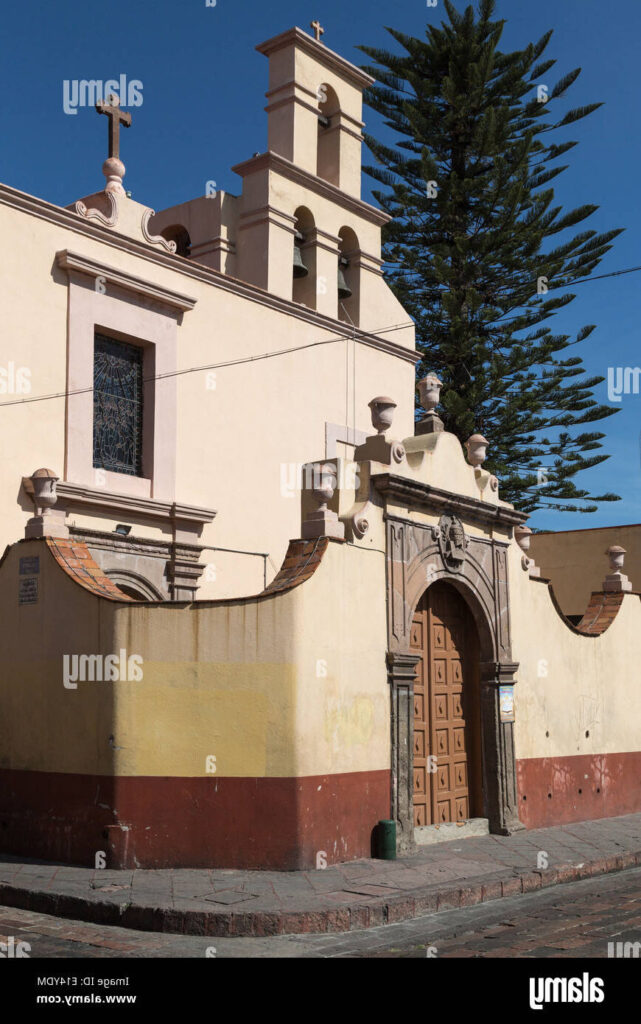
left=509, top=540, right=641, bottom=761
left=0, top=188, right=415, bottom=600
left=530, top=525, right=641, bottom=618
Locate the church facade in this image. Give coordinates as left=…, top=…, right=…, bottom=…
left=1, top=25, right=641, bottom=871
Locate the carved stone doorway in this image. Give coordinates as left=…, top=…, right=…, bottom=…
left=382, top=503, right=526, bottom=855
left=411, top=582, right=482, bottom=827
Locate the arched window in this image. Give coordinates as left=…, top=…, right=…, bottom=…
left=106, top=570, right=163, bottom=601
left=160, top=224, right=191, bottom=258
left=337, top=227, right=360, bottom=326
left=317, top=84, right=341, bottom=186
left=292, top=207, right=317, bottom=309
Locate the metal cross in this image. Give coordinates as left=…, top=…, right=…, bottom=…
left=95, top=94, right=132, bottom=160
left=310, top=20, right=324, bottom=42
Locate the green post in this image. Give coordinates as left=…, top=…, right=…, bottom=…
left=377, top=819, right=397, bottom=860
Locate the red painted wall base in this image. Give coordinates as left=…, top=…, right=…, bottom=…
left=0, top=769, right=390, bottom=870
left=517, top=752, right=641, bottom=829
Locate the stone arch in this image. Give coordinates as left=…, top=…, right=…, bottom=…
left=159, top=224, right=191, bottom=258
left=106, top=569, right=163, bottom=601
left=292, top=206, right=317, bottom=309
left=317, top=83, right=341, bottom=186
left=405, top=550, right=497, bottom=666
left=337, top=225, right=360, bottom=326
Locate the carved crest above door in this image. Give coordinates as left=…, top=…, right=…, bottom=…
left=432, top=513, right=468, bottom=573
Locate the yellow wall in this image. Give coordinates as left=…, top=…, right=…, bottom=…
left=0, top=538, right=389, bottom=780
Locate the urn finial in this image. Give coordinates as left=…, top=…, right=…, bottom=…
left=301, top=462, right=345, bottom=540
left=603, top=545, right=632, bottom=592
left=24, top=468, right=69, bottom=539
left=415, top=375, right=443, bottom=434
left=465, top=433, right=489, bottom=468
left=368, top=396, right=397, bottom=435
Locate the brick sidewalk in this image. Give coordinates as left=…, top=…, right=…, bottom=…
left=2, top=813, right=641, bottom=937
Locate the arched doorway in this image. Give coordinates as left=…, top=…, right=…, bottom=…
left=410, top=581, right=482, bottom=827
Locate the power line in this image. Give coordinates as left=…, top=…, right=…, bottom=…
left=389, top=262, right=641, bottom=289
left=550, top=264, right=641, bottom=287
left=0, top=319, right=415, bottom=410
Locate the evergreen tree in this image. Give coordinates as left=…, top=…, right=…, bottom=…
left=360, top=0, right=622, bottom=513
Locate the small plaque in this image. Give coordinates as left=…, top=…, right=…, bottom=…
left=19, top=577, right=39, bottom=605
left=19, top=556, right=40, bottom=576
left=499, top=685, right=515, bottom=723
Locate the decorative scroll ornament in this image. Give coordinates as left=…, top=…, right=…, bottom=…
left=351, top=500, right=372, bottom=539
left=391, top=441, right=405, bottom=464
left=141, top=208, right=177, bottom=252
left=75, top=191, right=119, bottom=227
left=431, top=513, right=468, bottom=573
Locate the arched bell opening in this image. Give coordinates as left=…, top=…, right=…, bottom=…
left=292, top=206, right=317, bottom=309
left=410, top=581, right=483, bottom=827
left=337, top=226, right=360, bottom=326
left=159, top=224, right=191, bottom=258
left=317, top=83, right=341, bottom=186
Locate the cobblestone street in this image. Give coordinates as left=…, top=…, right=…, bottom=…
left=4, top=864, right=641, bottom=959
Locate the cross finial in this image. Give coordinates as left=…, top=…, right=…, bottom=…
left=310, top=20, right=324, bottom=43
left=95, top=93, right=131, bottom=160
left=95, top=93, right=132, bottom=195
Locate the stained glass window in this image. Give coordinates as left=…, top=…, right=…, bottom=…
left=93, top=333, right=143, bottom=476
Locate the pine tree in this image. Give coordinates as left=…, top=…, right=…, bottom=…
left=359, top=0, right=622, bottom=513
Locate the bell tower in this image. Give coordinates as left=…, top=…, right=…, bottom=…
left=232, top=24, right=402, bottom=331
left=256, top=24, right=373, bottom=197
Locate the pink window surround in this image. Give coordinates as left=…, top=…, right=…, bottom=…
left=64, top=271, right=181, bottom=501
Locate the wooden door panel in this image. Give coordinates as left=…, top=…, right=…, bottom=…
left=411, top=582, right=480, bottom=828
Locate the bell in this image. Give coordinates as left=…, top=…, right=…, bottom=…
left=293, top=231, right=309, bottom=279
left=337, top=256, right=352, bottom=300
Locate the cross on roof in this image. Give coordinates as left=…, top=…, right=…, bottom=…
left=310, top=20, right=324, bottom=43
left=95, top=94, right=131, bottom=160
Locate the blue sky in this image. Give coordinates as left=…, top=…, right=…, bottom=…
left=1, top=0, right=639, bottom=531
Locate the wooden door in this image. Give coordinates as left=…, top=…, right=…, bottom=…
left=410, top=582, right=481, bottom=826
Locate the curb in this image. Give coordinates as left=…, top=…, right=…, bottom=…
left=1, top=849, right=640, bottom=937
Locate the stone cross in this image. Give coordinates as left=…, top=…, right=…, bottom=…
left=310, top=20, right=324, bottom=42
left=95, top=94, right=131, bottom=159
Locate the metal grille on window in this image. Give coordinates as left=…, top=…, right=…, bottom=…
left=93, top=333, right=143, bottom=476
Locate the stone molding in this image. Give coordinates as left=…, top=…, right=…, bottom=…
left=55, top=249, right=197, bottom=311
left=256, top=27, right=375, bottom=91
left=57, top=482, right=216, bottom=529
left=68, top=525, right=206, bottom=601
left=231, top=151, right=390, bottom=227
left=373, top=474, right=528, bottom=530
left=387, top=651, right=421, bottom=856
